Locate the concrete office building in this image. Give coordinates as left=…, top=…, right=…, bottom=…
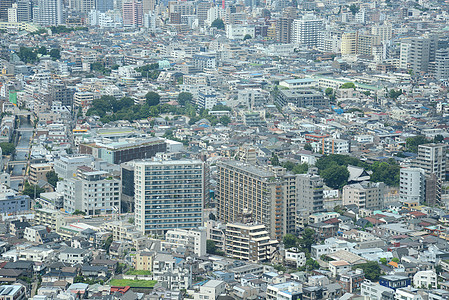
left=342, top=181, right=385, bottom=209
left=134, top=160, right=206, bottom=235
left=50, top=83, right=74, bottom=108
left=79, top=138, right=166, bottom=164
left=0, top=193, right=30, bottom=214
left=275, top=89, right=327, bottom=108
left=225, top=223, right=278, bottom=263
left=54, top=155, right=95, bottom=179
left=59, top=170, right=120, bottom=215
left=216, top=160, right=298, bottom=240
left=291, top=14, right=324, bottom=49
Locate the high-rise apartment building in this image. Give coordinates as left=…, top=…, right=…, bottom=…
left=216, top=160, right=298, bottom=240
left=296, top=169, right=324, bottom=215
left=342, top=182, right=385, bottom=209
left=291, top=14, right=324, bottom=49
left=59, top=169, right=121, bottom=215
left=225, top=223, right=278, bottom=263
left=435, top=48, right=449, bottom=80
left=17, top=0, right=32, bottom=22
left=134, top=160, right=206, bottom=235
left=277, top=17, right=293, bottom=44
left=95, top=0, right=114, bottom=12
left=123, top=0, right=143, bottom=27
left=50, top=83, right=74, bottom=108
left=414, top=143, right=446, bottom=181
left=399, top=168, right=425, bottom=204
left=371, top=24, right=392, bottom=42
left=37, top=0, right=64, bottom=25
left=0, top=0, right=14, bottom=21
left=400, top=35, right=439, bottom=73
left=341, top=32, right=357, bottom=55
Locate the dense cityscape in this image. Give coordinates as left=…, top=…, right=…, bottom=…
left=0, top=0, right=447, bottom=298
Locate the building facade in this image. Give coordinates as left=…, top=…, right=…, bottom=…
left=134, top=160, right=206, bottom=235
left=225, top=223, right=278, bottom=262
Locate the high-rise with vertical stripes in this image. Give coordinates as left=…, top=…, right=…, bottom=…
left=134, top=159, right=206, bottom=235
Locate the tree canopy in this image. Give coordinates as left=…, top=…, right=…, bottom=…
left=146, top=92, right=160, bottom=107
left=340, top=82, right=356, bottom=89
left=389, top=89, right=403, bottom=100
left=177, top=92, right=193, bottom=106
left=0, top=142, right=15, bottom=155
left=283, top=234, right=299, bottom=249
left=211, top=18, right=225, bottom=29
left=22, top=182, right=45, bottom=199
left=405, top=135, right=429, bottom=153
left=320, top=164, right=349, bottom=189
left=355, top=261, right=381, bottom=281
left=46, top=170, right=59, bottom=187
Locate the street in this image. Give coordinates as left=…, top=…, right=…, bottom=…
left=10, top=116, right=33, bottom=191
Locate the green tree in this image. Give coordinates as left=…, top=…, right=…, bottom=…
left=102, top=235, right=113, bottom=253
left=22, top=182, right=45, bottom=199
left=391, top=257, right=399, bottom=263
left=370, top=161, right=400, bottom=186
left=45, top=170, right=59, bottom=186
left=389, top=89, right=403, bottom=100
left=49, top=49, right=61, bottom=60
left=349, top=4, right=360, bottom=15
left=380, top=258, right=387, bottom=265
left=37, top=46, right=47, bottom=55
left=356, top=261, right=381, bottom=281
left=304, top=143, right=313, bottom=151
left=433, top=134, right=444, bottom=143
left=299, top=228, right=315, bottom=252
left=207, top=240, right=218, bottom=254
left=73, top=210, right=86, bottom=215
left=18, top=47, right=38, bottom=64
left=211, top=18, right=225, bottom=29
left=282, top=161, right=296, bottom=171
left=219, top=115, right=231, bottom=125
left=243, top=34, right=252, bottom=40
left=436, top=265, right=443, bottom=274
left=340, top=82, right=356, bottom=89
left=0, top=142, right=15, bottom=155
left=271, top=153, right=280, bottom=166
left=325, top=88, right=333, bottom=97
left=320, top=164, right=349, bottom=189
left=292, top=163, right=308, bottom=174
left=405, top=135, right=429, bottom=153
left=177, top=92, right=193, bottom=106
left=211, top=104, right=232, bottom=111
left=283, top=234, right=299, bottom=249
left=145, top=92, right=160, bottom=106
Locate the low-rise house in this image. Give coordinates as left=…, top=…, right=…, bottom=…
left=193, top=280, right=226, bottom=300
left=58, top=248, right=91, bottom=265
left=379, top=275, right=411, bottom=290
left=413, top=270, right=437, bottom=289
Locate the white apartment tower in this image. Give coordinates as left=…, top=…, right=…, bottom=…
left=134, top=160, right=206, bottom=235
left=399, top=168, right=425, bottom=204
left=37, top=0, right=64, bottom=25
left=292, top=14, right=324, bottom=49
